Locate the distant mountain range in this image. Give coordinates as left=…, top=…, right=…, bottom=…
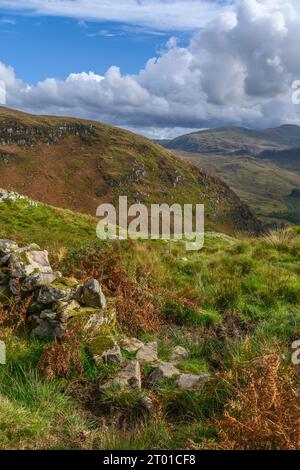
left=156, top=125, right=300, bottom=225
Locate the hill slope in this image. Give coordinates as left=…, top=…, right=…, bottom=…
left=160, top=125, right=300, bottom=156
left=0, top=107, right=260, bottom=234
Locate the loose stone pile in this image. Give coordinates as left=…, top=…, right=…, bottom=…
left=0, top=238, right=211, bottom=395
left=0, top=239, right=114, bottom=342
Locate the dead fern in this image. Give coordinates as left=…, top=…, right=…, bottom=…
left=212, top=354, right=300, bottom=450
left=38, top=325, right=83, bottom=380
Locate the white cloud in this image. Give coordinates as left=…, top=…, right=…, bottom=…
left=1, top=0, right=300, bottom=138
left=0, top=0, right=231, bottom=31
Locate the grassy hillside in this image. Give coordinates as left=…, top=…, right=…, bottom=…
left=0, top=107, right=260, bottom=235
left=160, top=124, right=300, bottom=155
left=1, top=194, right=300, bottom=450
left=180, top=152, right=300, bottom=224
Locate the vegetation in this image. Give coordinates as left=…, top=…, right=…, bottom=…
left=0, top=196, right=300, bottom=449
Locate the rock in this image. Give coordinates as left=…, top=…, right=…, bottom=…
left=31, top=319, right=66, bottom=339
left=102, top=343, right=122, bottom=365
left=79, top=279, right=106, bottom=309
left=140, top=396, right=154, bottom=414
left=0, top=271, right=9, bottom=285
left=53, top=299, right=81, bottom=321
left=171, top=346, right=189, bottom=363
left=81, top=308, right=116, bottom=338
left=120, top=337, right=144, bottom=353
left=27, top=300, right=48, bottom=314
left=175, top=373, right=211, bottom=391
left=0, top=239, right=18, bottom=256
left=37, top=284, right=72, bottom=304
left=15, top=244, right=40, bottom=254
left=22, top=272, right=57, bottom=291
left=148, top=363, right=180, bottom=383
left=9, top=279, right=20, bottom=296
left=40, top=310, right=57, bottom=320
left=100, top=360, right=141, bottom=390
left=136, top=341, right=158, bottom=362
left=9, top=250, right=52, bottom=278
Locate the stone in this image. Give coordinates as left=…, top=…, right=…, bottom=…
left=136, top=341, right=158, bottom=362
left=0, top=239, right=18, bottom=257
left=31, top=319, right=66, bottom=339
left=81, top=309, right=116, bottom=338
left=148, top=362, right=180, bottom=383
left=9, top=279, right=20, bottom=296
left=53, top=299, right=81, bottom=321
left=9, top=250, right=53, bottom=279
left=79, top=279, right=106, bottom=309
left=37, top=284, right=72, bottom=304
left=120, top=337, right=144, bottom=353
left=0, top=271, right=9, bottom=285
left=171, top=346, right=189, bottom=363
left=22, top=272, right=57, bottom=292
left=100, top=360, right=141, bottom=390
left=102, top=343, right=122, bottom=365
left=40, top=309, right=58, bottom=320
left=140, top=396, right=154, bottom=413
left=175, top=373, right=211, bottom=391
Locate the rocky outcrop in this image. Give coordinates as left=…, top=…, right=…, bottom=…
left=0, top=239, right=113, bottom=339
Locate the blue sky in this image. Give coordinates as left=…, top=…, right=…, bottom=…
left=0, top=13, right=186, bottom=83
left=0, top=1, right=299, bottom=138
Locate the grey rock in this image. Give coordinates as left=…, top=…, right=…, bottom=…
left=0, top=271, right=9, bottom=286
left=148, top=363, right=180, bottom=383
left=102, top=343, right=122, bottom=365
left=80, top=279, right=106, bottom=308
left=136, top=341, right=158, bottom=362
left=175, top=373, right=211, bottom=391
left=53, top=299, right=81, bottom=321
left=0, top=239, right=18, bottom=257
left=40, top=310, right=58, bottom=320
left=37, top=285, right=72, bottom=304
left=100, top=360, right=141, bottom=390
left=82, top=309, right=116, bottom=339
left=9, top=278, right=20, bottom=296
left=31, top=319, right=66, bottom=339
left=140, top=396, right=154, bottom=413
left=9, top=250, right=52, bottom=279
left=120, top=337, right=144, bottom=353
left=171, top=346, right=189, bottom=363
left=22, top=272, right=57, bottom=291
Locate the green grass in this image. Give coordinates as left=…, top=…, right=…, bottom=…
left=1, top=197, right=300, bottom=449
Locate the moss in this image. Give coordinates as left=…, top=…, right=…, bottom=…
left=50, top=277, right=79, bottom=289
left=86, top=335, right=115, bottom=357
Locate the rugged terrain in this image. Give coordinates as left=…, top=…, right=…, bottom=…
left=0, top=191, right=300, bottom=450
left=0, top=107, right=260, bottom=235
left=158, top=125, right=300, bottom=224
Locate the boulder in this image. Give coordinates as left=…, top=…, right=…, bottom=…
left=0, top=271, right=9, bottom=285
left=78, top=279, right=106, bottom=309
left=102, top=343, right=122, bottom=365
left=9, top=250, right=53, bottom=278
left=81, top=308, right=116, bottom=339
left=175, top=373, right=211, bottom=391
left=171, top=346, right=189, bottom=363
left=136, top=341, right=158, bottom=362
left=148, top=362, right=180, bottom=383
left=100, top=360, right=141, bottom=390
left=0, top=239, right=18, bottom=257
left=22, top=272, right=57, bottom=292
left=120, top=337, right=144, bottom=353
left=40, top=309, right=58, bottom=320
left=37, top=284, right=72, bottom=304
left=31, top=318, right=66, bottom=339
left=53, top=299, right=81, bottom=321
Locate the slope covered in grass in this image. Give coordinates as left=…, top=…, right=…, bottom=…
left=1, top=194, right=300, bottom=449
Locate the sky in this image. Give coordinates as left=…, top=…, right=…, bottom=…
left=0, top=0, right=300, bottom=138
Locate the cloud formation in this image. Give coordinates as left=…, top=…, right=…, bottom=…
left=0, top=0, right=229, bottom=31
left=1, top=0, right=300, bottom=137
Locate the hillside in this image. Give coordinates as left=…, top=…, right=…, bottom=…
left=1, top=191, right=300, bottom=450
left=180, top=152, right=300, bottom=224
left=0, top=107, right=259, bottom=234
left=159, top=125, right=300, bottom=156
